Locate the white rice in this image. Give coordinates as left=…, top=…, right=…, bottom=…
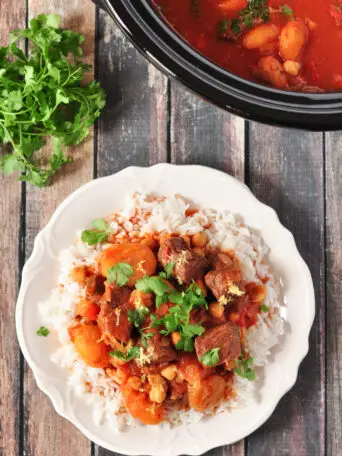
left=38, top=193, right=284, bottom=431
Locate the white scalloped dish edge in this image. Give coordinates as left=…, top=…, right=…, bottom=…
left=16, top=164, right=315, bottom=456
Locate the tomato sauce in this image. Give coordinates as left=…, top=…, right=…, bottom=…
left=154, top=0, right=342, bottom=91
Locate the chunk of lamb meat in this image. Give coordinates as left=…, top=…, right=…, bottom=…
left=158, top=237, right=209, bottom=284
left=142, top=328, right=177, bottom=365
left=205, top=268, right=242, bottom=301
left=195, top=322, right=241, bottom=367
left=98, top=286, right=133, bottom=344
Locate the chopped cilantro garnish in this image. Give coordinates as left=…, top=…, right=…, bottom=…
left=260, top=304, right=269, bottom=313
left=219, top=19, right=230, bottom=36
left=234, top=355, right=256, bottom=381
left=136, top=275, right=171, bottom=307
left=231, top=19, right=241, bottom=35
left=36, top=326, right=50, bottom=337
left=81, top=218, right=111, bottom=245
left=110, top=346, right=140, bottom=362
left=281, top=4, right=294, bottom=18
left=128, top=307, right=154, bottom=347
left=140, top=331, right=154, bottom=348
left=199, top=348, right=221, bottom=367
left=159, top=262, right=175, bottom=279
left=154, top=282, right=207, bottom=352
left=128, top=307, right=150, bottom=328
left=231, top=0, right=269, bottom=34
left=107, top=262, right=134, bottom=287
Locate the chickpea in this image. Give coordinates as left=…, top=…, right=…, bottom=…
left=283, top=60, right=301, bottom=77
left=209, top=302, right=224, bottom=319
left=70, top=266, right=87, bottom=285
left=147, top=374, right=165, bottom=386
left=148, top=374, right=167, bottom=404
left=171, top=331, right=181, bottom=346
left=149, top=386, right=167, bottom=404
left=248, top=284, right=267, bottom=304
left=161, top=364, right=178, bottom=381
left=192, top=232, right=208, bottom=248
left=127, top=376, right=143, bottom=391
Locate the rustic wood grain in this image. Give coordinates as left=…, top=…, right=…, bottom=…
left=96, top=12, right=168, bottom=178
left=0, top=3, right=26, bottom=455
left=94, top=12, right=168, bottom=456
left=325, top=131, right=342, bottom=456
left=170, top=81, right=245, bottom=456
left=246, top=125, right=325, bottom=456
left=23, top=2, right=95, bottom=455
left=170, top=82, right=245, bottom=180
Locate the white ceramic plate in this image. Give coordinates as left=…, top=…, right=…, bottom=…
left=16, top=164, right=315, bottom=456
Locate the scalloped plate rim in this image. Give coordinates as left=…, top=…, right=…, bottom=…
left=16, top=163, right=315, bottom=456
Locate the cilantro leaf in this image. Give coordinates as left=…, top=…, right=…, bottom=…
left=128, top=307, right=150, bottom=328
left=260, top=304, right=269, bottom=313
left=199, top=348, right=220, bottom=367
left=1, top=154, right=22, bottom=175
left=0, top=14, right=105, bottom=187
left=182, top=323, right=205, bottom=337
left=81, top=230, right=108, bottom=246
left=231, top=0, right=269, bottom=34
left=36, top=326, right=50, bottom=337
left=154, top=282, right=207, bottom=352
left=159, top=262, right=175, bottom=279
left=234, top=355, right=256, bottom=381
left=281, top=4, right=294, bottom=18
left=107, top=262, right=134, bottom=287
left=136, top=275, right=171, bottom=304
left=81, top=218, right=111, bottom=245
left=92, top=219, right=109, bottom=231
left=140, top=331, right=154, bottom=348
left=110, top=346, right=140, bottom=362
left=218, top=19, right=230, bottom=37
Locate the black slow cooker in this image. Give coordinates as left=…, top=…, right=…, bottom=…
left=93, top=0, right=342, bottom=130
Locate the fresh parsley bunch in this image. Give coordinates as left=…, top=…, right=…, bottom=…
left=0, top=14, right=105, bottom=187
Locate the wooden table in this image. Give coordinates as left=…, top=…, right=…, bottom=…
left=0, top=1, right=341, bottom=456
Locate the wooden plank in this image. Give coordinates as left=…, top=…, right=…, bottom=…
left=325, top=131, right=342, bottom=456
left=170, top=83, right=245, bottom=180
left=246, top=125, right=325, bottom=456
left=170, top=81, right=245, bottom=456
left=96, top=13, right=168, bottom=177
left=0, top=3, right=26, bottom=456
left=23, top=2, right=95, bottom=455
left=94, top=12, right=168, bottom=456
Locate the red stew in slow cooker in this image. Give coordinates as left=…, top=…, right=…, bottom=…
left=153, top=0, right=342, bottom=92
